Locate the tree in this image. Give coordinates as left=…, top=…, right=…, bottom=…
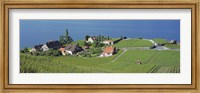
left=67, top=36, right=73, bottom=44
left=92, top=41, right=99, bottom=48
left=98, top=43, right=105, bottom=47
left=86, top=42, right=92, bottom=46
left=107, top=36, right=110, bottom=40
left=98, top=35, right=101, bottom=42
left=124, top=36, right=127, bottom=39
left=85, top=35, right=90, bottom=41
left=76, top=40, right=86, bottom=46
left=65, top=29, right=69, bottom=43
left=59, top=29, right=74, bottom=44
left=20, top=50, right=25, bottom=53
left=65, top=29, right=73, bottom=44
left=59, top=36, right=65, bottom=44
left=23, top=47, right=29, bottom=53
left=102, top=36, right=105, bottom=41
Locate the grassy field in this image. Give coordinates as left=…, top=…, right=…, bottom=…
left=152, top=38, right=168, bottom=44
left=165, top=43, right=180, bottom=49
left=20, top=50, right=180, bottom=73
left=113, top=39, right=153, bottom=48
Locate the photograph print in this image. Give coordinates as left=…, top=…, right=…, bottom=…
left=20, top=20, right=180, bottom=73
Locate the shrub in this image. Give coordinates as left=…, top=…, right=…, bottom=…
left=23, top=47, right=29, bottom=53
left=138, top=37, right=143, bottom=39
left=33, top=51, right=40, bottom=56
left=45, top=51, right=53, bottom=56
left=86, top=42, right=92, bottom=46
left=53, top=50, right=62, bottom=56
left=20, top=50, right=25, bottom=53
left=74, top=40, right=86, bottom=46
left=98, top=43, right=105, bottom=47
left=92, top=41, right=99, bottom=48
left=39, top=52, right=45, bottom=56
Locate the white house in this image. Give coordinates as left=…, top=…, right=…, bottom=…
left=42, top=44, right=49, bottom=51
left=86, top=36, right=97, bottom=43
left=30, top=48, right=36, bottom=53
left=65, top=50, right=73, bottom=55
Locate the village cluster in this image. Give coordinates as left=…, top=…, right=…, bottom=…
left=21, top=30, right=178, bottom=58
left=21, top=30, right=124, bottom=57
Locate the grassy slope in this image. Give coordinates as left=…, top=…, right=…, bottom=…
left=111, top=38, right=120, bottom=41
left=152, top=38, right=168, bottom=44
left=20, top=50, right=180, bottom=73
left=102, top=50, right=158, bottom=73
left=165, top=44, right=180, bottom=49
left=20, top=50, right=123, bottom=73
left=148, top=50, right=180, bottom=73
left=148, top=50, right=180, bottom=66
left=113, top=39, right=153, bottom=48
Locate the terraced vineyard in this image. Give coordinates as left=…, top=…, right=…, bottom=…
left=20, top=50, right=180, bottom=73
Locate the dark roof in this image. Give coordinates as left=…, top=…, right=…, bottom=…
left=65, top=44, right=83, bottom=53
left=34, top=44, right=43, bottom=50
left=91, top=36, right=98, bottom=40
left=46, top=40, right=62, bottom=49
left=65, top=44, right=76, bottom=52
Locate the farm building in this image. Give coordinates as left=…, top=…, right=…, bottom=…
left=64, top=44, right=83, bottom=55
left=86, top=36, right=97, bottom=43
left=169, top=40, right=177, bottom=44
left=46, top=40, right=62, bottom=49
left=31, top=40, right=62, bottom=52
left=41, top=44, right=49, bottom=51
left=33, top=44, right=43, bottom=51
left=100, top=46, right=117, bottom=57
left=102, top=40, right=113, bottom=45
left=59, top=48, right=66, bottom=55
left=30, top=48, right=36, bottom=53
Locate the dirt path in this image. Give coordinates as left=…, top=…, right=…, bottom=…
left=111, top=49, right=127, bottom=62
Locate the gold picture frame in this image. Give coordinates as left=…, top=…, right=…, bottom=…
left=0, top=0, right=199, bottom=93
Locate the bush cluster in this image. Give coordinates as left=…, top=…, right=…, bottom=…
left=21, top=48, right=62, bottom=57
left=32, top=50, right=62, bottom=57
left=78, top=48, right=102, bottom=58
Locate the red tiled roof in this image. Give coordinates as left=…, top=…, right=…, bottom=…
left=59, top=48, right=65, bottom=52
left=103, top=46, right=115, bottom=54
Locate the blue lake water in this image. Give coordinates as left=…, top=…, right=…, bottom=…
left=20, top=20, right=180, bottom=49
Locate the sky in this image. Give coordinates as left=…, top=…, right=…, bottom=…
left=20, top=20, right=180, bottom=49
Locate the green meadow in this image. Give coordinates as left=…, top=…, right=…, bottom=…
left=165, top=43, right=180, bottom=49
left=113, top=39, right=153, bottom=48
left=20, top=50, right=180, bottom=73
